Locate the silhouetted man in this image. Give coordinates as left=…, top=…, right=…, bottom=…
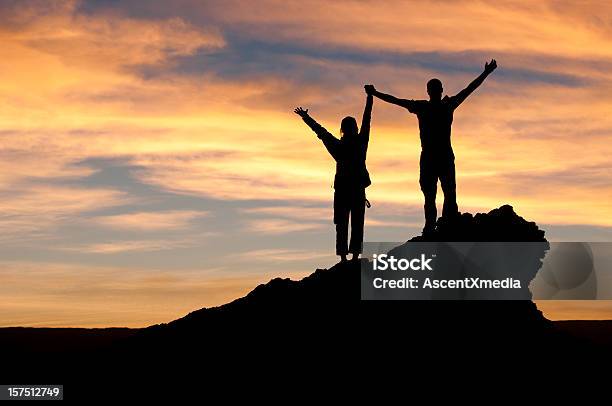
left=366, top=59, right=497, bottom=234
left=294, top=87, right=373, bottom=262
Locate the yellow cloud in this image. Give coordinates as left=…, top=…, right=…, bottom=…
left=245, top=218, right=325, bottom=234
left=92, top=210, right=209, bottom=231
left=68, top=239, right=199, bottom=254
left=237, top=248, right=333, bottom=262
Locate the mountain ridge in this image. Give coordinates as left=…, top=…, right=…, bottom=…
left=3, top=204, right=607, bottom=385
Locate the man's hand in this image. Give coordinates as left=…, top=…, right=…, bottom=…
left=294, top=107, right=309, bottom=118
left=364, top=84, right=376, bottom=95
left=484, top=59, right=497, bottom=74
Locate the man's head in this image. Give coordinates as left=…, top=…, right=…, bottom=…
left=341, top=116, right=358, bottom=137
left=427, top=78, right=443, bottom=102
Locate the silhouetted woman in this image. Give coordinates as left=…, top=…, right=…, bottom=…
left=294, top=87, right=373, bottom=262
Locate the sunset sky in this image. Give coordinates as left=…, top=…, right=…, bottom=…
left=1, top=0, right=612, bottom=327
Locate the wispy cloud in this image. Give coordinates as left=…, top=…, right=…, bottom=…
left=92, top=210, right=209, bottom=231
left=0, top=185, right=128, bottom=244
left=244, top=219, right=324, bottom=235
left=243, top=206, right=330, bottom=220
left=237, top=248, right=333, bottom=262
left=67, top=239, right=197, bottom=254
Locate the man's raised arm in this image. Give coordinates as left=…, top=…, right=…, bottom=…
left=366, top=85, right=419, bottom=112
left=452, top=59, right=497, bottom=108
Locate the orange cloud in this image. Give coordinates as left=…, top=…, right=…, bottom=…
left=65, top=238, right=202, bottom=254
left=536, top=300, right=612, bottom=321
left=237, top=248, right=333, bottom=263
left=198, top=0, right=612, bottom=59
left=245, top=218, right=324, bottom=234
left=0, top=185, right=128, bottom=244
left=0, top=260, right=262, bottom=327
left=92, top=210, right=209, bottom=231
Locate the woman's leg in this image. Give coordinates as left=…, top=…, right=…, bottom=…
left=349, top=188, right=366, bottom=258
left=334, top=190, right=350, bottom=258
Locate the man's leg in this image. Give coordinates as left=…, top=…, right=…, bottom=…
left=349, top=188, right=366, bottom=257
left=440, top=159, right=458, bottom=218
left=420, top=154, right=438, bottom=233
left=419, top=174, right=438, bottom=231
left=334, top=190, right=350, bottom=257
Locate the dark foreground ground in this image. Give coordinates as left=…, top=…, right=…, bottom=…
left=1, top=206, right=608, bottom=396
left=555, top=320, right=612, bottom=347
left=1, top=260, right=610, bottom=397
left=2, top=318, right=610, bottom=356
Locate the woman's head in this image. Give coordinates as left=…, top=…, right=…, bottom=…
left=340, top=116, right=358, bottom=137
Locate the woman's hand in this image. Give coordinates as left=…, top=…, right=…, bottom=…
left=294, top=107, right=309, bottom=118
